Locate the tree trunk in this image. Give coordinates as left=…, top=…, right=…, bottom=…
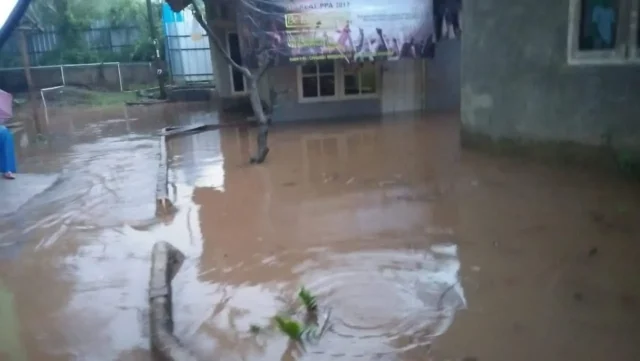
left=18, top=29, right=42, bottom=136
left=148, top=241, right=198, bottom=361
left=248, top=77, right=270, bottom=164
left=189, top=0, right=272, bottom=164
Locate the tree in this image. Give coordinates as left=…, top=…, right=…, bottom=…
left=18, top=0, right=156, bottom=65
left=166, top=0, right=276, bottom=164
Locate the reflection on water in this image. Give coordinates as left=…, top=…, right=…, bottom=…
left=169, top=125, right=226, bottom=191
left=0, top=280, right=28, bottom=361
left=0, top=107, right=639, bottom=361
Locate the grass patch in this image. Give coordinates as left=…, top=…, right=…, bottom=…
left=39, top=86, right=138, bottom=109
left=86, top=91, right=137, bottom=107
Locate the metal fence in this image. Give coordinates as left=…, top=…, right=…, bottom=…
left=165, top=34, right=215, bottom=84
left=0, top=24, right=143, bottom=68
left=162, top=5, right=215, bottom=84
left=0, top=8, right=216, bottom=87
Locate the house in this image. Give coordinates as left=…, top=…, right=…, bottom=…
left=461, top=0, right=640, bottom=152
left=176, top=0, right=460, bottom=122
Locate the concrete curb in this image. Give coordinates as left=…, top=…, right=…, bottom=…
left=149, top=122, right=257, bottom=359
left=156, top=134, right=175, bottom=217
left=149, top=241, right=199, bottom=361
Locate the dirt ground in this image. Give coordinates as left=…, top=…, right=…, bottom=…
left=0, top=103, right=639, bottom=361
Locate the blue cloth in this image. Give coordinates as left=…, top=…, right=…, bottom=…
left=592, top=5, right=616, bottom=45
left=0, top=126, right=16, bottom=173
left=162, top=3, right=184, bottom=24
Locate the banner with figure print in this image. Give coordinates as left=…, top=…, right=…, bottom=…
left=237, top=0, right=437, bottom=67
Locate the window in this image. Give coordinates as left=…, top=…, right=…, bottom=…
left=568, top=0, right=640, bottom=64
left=300, top=61, right=337, bottom=99
left=578, top=0, right=620, bottom=50
left=297, top=61, right=380, bottom=102
left=343, top=63, right=377, bottom=96
left=632, top=0, right=640, bottom=57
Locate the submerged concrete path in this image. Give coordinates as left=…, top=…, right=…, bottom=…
left=0, top=173, right=59, bottom=217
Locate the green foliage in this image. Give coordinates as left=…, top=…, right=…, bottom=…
left=106, top=0, right=147, bottom=26
left=18, top=0, right=158, bottom=66
left=615, top=150, right=640, bottom=180
left=253, top=287, right=329, bottom=348
left=298, top=287, right=318, bottom=313
left=274, top=316, right=303, bottom=341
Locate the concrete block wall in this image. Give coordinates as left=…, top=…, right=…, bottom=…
left=461, top=0, right=640, bottom=149
left=0, top=62, right=156, bottom=92
left=425, top=39, right=461, bottom=112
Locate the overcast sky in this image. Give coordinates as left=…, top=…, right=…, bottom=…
left=0, top=0, right=19, bottom=29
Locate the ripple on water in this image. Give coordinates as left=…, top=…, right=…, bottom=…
left=297, top=243, right=466, bottom=357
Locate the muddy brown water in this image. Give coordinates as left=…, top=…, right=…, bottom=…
left=1, top=104, right=639, bottom=361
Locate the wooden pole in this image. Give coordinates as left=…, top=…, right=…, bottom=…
left=17, top=28, right=42, bottom=135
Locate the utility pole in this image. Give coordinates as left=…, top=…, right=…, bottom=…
left=146, top=0, right=167, bottom=99
left=17, top=28, right=43, bottom=136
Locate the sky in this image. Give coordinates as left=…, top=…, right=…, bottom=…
left=0, top=0, right=19, bottom=29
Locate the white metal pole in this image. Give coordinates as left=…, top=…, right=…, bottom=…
left=117, top=63, right=123, bottom=92
left=40, top=89, right=49, bottom=125
left=60, top=65, right=65, bottom=86
left=39, top=85, right=64, bottom=126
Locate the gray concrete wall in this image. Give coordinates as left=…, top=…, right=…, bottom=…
left=206, top=0, right=239, bottom=99
left=461, top=0, right=640, bottom=149
left=0, top=62, right=156, bottom=92
left=425, top=39, right=461, bottom=112
left=209, top=25, right=233, bottom=98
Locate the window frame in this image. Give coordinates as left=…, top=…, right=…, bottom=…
left=341, top=62, right=380, bottom=100
left=297, top=61, right=340, bottom=102
left=296, top=61, right=381, bottom=103
left=629, top=0, right=640, bottom=60
left=567, top=0, right=639, bottom=65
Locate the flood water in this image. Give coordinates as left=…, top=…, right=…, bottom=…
left=1, top=104, right=640, bottom=361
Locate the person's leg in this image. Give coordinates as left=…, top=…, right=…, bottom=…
left=0, top=126, right=17, bottom=179
left=450, top=10, right=461, bottom=37
left=433, top=1, right=444, bottom=41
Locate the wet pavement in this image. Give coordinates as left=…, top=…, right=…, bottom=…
left=1, top=104, right=640, bottom=361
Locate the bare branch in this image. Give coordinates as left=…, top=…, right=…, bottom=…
left=256, top=52, right=273, bottom=80
left=191, top=0, right=251, bottom=78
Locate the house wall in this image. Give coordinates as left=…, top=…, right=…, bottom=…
left=265, top=58, right=433, bottom=122
left=209, top=1, right=431, bottom=122
left=461, top=0, right=640, bottom=149
left=209, top=29, right=234, bottom=98
left=425, top=39, right=460, bottom=112
left=266, top=65, right=382, bottom=122
left=381, top=59, right=428, bottom=114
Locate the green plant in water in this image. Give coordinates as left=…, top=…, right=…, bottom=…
left=274, top=316, right=304, bottom=341
left=298, top=287, right=318, bottom=313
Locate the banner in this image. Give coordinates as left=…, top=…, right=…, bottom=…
left=0, top=89, right=12, bottom=123
left=237, top=0, right=436, bottom=67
